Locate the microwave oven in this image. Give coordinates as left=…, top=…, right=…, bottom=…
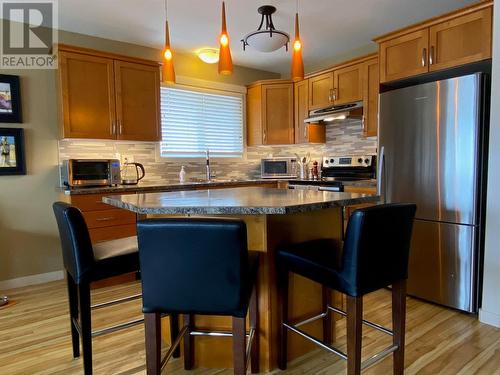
left=61, top=159, right=121, bottom=187
left=260, top=157, right=298, bottom=179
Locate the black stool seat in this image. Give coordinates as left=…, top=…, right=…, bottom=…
left=52, top=202, right=179, bottom=375
left=277, top=203, right=417, bottom=375
left=137, top=217, right=260, bottom=375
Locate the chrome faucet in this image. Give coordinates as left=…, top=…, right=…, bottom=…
left=206, top=150, right=211, bottom=182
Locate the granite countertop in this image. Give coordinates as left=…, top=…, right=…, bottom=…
left=61, top=179, right=279, bottom=195
left=102, top=187, right=380, bottom=215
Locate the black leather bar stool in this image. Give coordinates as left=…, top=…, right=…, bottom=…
left=53, top=202, right=179, bottom=375
left=277, top=203, right=416, bottom=375
left=137, top=218, right=259, bottom=375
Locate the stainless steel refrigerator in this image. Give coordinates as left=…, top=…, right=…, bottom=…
left=378, top=73, right=488, bottom=313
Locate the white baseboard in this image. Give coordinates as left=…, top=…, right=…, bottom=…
left=479, top=308, right=500, bottom=328
left=0, top=270, right=65, bottom=291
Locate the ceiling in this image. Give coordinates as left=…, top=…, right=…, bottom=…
left=57, top=0, right=478, bottom=76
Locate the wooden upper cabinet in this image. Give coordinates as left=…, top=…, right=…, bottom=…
left=58, top=45, right=161, bottom=141
left=308, top=72, right=334, bottom=110
left=114, top=61, right=161, bottom=141
left=262, top=83, right=294, bottom=145
left=246, top=81, right=294, bottom=146
left=376, top=3, right=492, bottom=83
left=59, top=51, right=116, bottom=139
left=333, top=64, right=363, bottom=105
left=246, top=85, right=263, bottom=146
left=362, top=58, right=379, bottom=137
left=294, top=79, right=325, bottom=144
left=429, top=7, right=492, bottom=72
left=379, top=29, right=429, bottom=83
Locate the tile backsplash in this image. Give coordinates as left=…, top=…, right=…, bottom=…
left=58, top=119, right=377, bottom=184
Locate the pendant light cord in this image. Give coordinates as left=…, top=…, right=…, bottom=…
left=165, top=0, right=168, bottom=20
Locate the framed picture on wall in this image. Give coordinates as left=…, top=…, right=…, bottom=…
left=0, top=128, right=26, bottom=175
left=0, top=74, right=22, bottom=123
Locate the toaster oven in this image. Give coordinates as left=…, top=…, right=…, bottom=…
left=61, top=159, right=121, bottom=187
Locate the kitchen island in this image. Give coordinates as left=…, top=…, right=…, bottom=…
left=104, top=187, right=379, bottom=371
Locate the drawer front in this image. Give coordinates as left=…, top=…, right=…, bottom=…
left=89, top=224, right=137, bottom=243
left=83, top=209, right=136, bottom=229
left=72, top=193, right=132, bottom=212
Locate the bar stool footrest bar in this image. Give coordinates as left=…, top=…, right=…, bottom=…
left=283, top=322, right=348, bottom=360
left=161, top=325, right=188, bottom=370
left=92, top=317, right=144, bottom=337
left=327, top=305, right=393, bottom=336
left=91, top=293, right=142, bottom=310
left=361, top=344, right=399, bottom=370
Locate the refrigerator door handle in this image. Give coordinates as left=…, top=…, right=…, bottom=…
left=377, top=146, right=387, bottom=203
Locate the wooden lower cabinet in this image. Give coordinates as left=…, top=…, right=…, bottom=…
left=70, top=192, right=137, bottom=243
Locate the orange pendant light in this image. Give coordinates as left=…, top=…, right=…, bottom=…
left=291, top=12, right=304, bottom=80
left=162, top=0, right=175, bottom=83
left=218, top=1, right=233, bottom=75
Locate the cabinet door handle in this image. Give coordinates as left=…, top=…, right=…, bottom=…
left=429, top=46, right=434, bottom=65
left=328, top=89, right=333, bottom=102
left=263, top=129, right=267, bottom=143
left=422, top=48, right=427, bottom=67
left=112, top=121, right=116, bottom=135
left=118, top=120, right=123, bottom=135
left=362, top=115, right=366, bottom=131
left=95, top=217, right=116, bottom=222
left=304, top=124, right=307, bottom=139
left=332, top=88, right=337, bottom=101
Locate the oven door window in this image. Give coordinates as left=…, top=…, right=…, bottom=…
left=72, top=162, right=109, bottom=181
left=263, top=161, right=288, bottom=175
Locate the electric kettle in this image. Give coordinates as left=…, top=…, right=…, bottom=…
left=121, top=162, right=145, bottom=185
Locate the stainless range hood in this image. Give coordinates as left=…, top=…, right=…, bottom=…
left=304, top=101, right=363, bottom=123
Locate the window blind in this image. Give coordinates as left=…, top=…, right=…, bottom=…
left=160, top=86, right=244, bottom=158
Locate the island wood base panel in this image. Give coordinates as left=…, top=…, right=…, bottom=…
left=152, top=207, right=344, bottom=372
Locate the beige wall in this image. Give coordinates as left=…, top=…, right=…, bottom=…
left=0, top=28, right=279, bottom=283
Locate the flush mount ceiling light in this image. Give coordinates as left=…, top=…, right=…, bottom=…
left=241, top=5, right=290, bottom=52
left=197, top=48, right=219, bottom=64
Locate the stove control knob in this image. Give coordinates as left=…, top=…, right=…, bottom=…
left=364, top=158, right=370, bottom=164
left=358, top=158, right=363, bottom=163
left=324, top=160, right=329, bottom=164
left=330, top=159, right=335, bottom=164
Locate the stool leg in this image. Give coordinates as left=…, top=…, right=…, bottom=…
left=144, top=312, right=162, bottom=375
left=66, top=273, right=80, bottom=358
left=346, top=295, right=362, bottom=375
left=169, top=314, right=180, bottom=359
left=277, top=269, right=289, bottom=370
left=322, top=286, right=332, bottom=345
left=232, top=316, right=246, bottom=375
left=78, top=283, right=92, bottom=375
left=183, top=314, right=194, bottom=370
left=249, top=285, right=259, bottom=374
left=392, top=280, right=407, bottom=375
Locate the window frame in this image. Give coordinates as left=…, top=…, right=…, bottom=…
left=157, top=82, right=247, bottom=161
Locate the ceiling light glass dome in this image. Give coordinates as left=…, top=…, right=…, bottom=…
left=241, top=5, right=290, bottom=53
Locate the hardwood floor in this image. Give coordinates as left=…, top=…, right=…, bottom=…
left=1, top=280, right=499, bottom=374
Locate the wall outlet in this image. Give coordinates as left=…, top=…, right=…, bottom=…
left=121, top=154, right=134, bottom=164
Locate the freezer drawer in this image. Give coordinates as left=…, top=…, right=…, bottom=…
left=407, top=219, right=477, bottom=312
